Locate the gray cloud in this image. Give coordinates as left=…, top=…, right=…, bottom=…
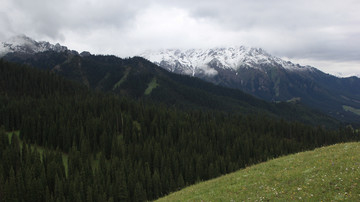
left=0, top=0, right=359, bottom=76
left=155, top=0, right=360, bottom=59
left=169, top=0, right=360, bottom=61
left=1, top=0, right=149, bottom=39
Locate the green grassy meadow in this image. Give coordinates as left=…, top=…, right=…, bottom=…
left=158, top=142, right=360, bottom=201
left=112, top=67, right=131, bottom=90
left=144, top=77, right=159, bottom=95
left=343, top=105, right=360, bottom=116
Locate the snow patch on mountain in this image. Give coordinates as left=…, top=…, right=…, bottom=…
left=0, top=35, right=69, bottom=57
left=333, top=72, right=360, bottom=78
left=140, top=46, right=313, bottom=77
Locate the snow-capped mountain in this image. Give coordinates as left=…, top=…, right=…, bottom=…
left=141, top=47, right=360, bottom=124
left=0, top=35, right=69, bottom=57
left=140, top=47, right=313, bottom=77
left=1, top=35, right=360, bottom=123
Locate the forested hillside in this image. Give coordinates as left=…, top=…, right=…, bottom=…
left=0, top=60, right=359, bottom=201
left=3, top=52, right=340, bottom=127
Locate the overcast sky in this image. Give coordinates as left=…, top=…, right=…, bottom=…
left=1, top=0, right=359, bottom=76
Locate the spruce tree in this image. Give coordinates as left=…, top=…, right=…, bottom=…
left=133, top=182, right=146, bottom=202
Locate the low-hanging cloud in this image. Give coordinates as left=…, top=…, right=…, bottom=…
left=0, top=0, right=359, bottom=76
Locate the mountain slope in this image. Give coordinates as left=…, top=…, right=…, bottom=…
left=141, top=47, right=311, bottom=76
left=2, top=60, right=358, bottom=201
left=158, top=142, right=360, bottom=201
left=0, top=36, right=342, bottom=125
left=1, top=54, right=338, bottom=126
left=141, top=47, right=360, bottom=123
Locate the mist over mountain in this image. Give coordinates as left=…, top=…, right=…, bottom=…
left=141, top=47, right=360, bottom=123
left=140, top=47, right=314, bottom=76
left=0, top=35, right=70, bottom=56
left=1, top=35, right=360, bottom=124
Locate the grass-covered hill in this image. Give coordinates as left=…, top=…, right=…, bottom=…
left=158, top=142, right=360, bottom=201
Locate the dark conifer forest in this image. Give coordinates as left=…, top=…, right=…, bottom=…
left=0, top=60, right=359, bottom=201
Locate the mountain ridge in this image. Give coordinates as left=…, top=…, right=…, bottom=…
left=1, top=35, right=360, bottom=124
left=0, top=35, right=70, bottom=56
left=140, top=47, right=360, bottom=123
left=1, top=35, right=355, bottom=78
left=140, top=47, right=315, bottom=77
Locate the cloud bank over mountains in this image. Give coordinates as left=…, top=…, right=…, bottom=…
left=0, top=0, right=359, bottom=76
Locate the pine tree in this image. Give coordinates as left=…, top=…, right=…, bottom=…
left=9, top=133, right=21, bottom=171
left=3, top=167, right=18, bottom=202
left=0, top=167, right=4, bottom=202
left=133, top=182, right=146, bottom=202
left=144, top=163, right=152, bottom=199
left=0, top=127, right=9, bottom=151
left=114, top=168, right=129, bottom=201
left=86, top=186, right=93, bottom=202
left=54, top=174, right=64, bottom=201
left=177, top=173, right=185, bottom=190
